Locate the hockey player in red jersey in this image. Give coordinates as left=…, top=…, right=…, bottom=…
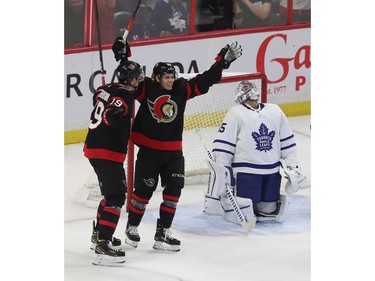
left=112, top=38, right=242, bottom=252
left=83, top=60, right=144, bottom=266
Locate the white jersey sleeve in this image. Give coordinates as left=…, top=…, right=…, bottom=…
left=212, top=103, right=299, bottom=175
left=279, top=107, right=299, bottom=167
left=211, top=108, right=239, bottom=166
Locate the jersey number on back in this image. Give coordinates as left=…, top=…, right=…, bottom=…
left=89, top=101, right=105, bottom=129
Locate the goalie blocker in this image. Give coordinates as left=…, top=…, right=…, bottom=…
left=204, top=160, right=292, bottom=224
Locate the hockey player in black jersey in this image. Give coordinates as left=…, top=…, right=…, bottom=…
left=83, top=60, right=144, bottom=266
left=112, top=38, right=242, bottom=252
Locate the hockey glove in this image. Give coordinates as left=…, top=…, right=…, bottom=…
left=215, top=41, right=242, bottom=69
left=103, top=105, right=127, bottom=127
left=112, top=37, right=132, bottom=62
left=280, top=159, right=306, bottom=194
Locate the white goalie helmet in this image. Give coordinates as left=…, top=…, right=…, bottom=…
left=234, top=81, right=260, bottom=104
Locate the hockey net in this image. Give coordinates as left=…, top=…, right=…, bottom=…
left=75, top=72, right=267, bottom=208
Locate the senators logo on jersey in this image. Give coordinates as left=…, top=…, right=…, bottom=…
left=147, top=95, right=178, bottom=123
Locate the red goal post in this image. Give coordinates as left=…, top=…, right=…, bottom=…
left=75, top=72, right=267, bottom=208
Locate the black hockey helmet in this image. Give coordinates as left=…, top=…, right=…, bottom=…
left=116, top=60, right=144, bottom=85
left=151, top=62, right=177, bottom=80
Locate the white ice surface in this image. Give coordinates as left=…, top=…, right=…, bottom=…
left=65, top=115, right=311, bottom=281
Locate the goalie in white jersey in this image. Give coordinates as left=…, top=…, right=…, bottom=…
left=204, top=80, right=306, bottom=225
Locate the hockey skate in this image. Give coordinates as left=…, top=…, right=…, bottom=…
left=125, top=222, right=140, bottom=248
left=153, top=219, right=180, bottom=252
left=90, top=220, right=121, bottom=250
left=92, top=239, right=126, bottom=266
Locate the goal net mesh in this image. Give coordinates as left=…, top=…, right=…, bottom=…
left=75, top=72, right=267, bottom=208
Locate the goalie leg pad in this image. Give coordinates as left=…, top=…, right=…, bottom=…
left=222, top=196, right=256, bottom=226
left=204, top=195, right=224, bottom=215
left=255, top=195, right=290, bottom=223
left=206, top=160, right=235, bottom=199
left=275, top=194, right=290, bottom=222
left=255, top=201, right=278, bottom=214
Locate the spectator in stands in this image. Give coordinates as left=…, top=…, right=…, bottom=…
left=115, top=0, right=141, bottom=14
left=195, top=0, right=234, bottom=32
left=277, top=0, right=310, bottom=23
left=150, top=0, right=188, bottom=37
left=64, top=0, right=85, bottom=47
left=232, top=0, right=277, bottom=27
left=129, top=4, right=153, bottom=40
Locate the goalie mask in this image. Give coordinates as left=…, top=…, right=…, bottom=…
left=116, top=60, right=144, bottom=85
left=234, top=81, right=260, bottom=104
left=152, top=62, right=177, bottom=81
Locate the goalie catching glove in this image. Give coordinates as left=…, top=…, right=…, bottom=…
left=280, top=159, right=306, bottom=194
left=112, top=37, right=132, bottom=62
left=215, top=41, right=243, bottom=69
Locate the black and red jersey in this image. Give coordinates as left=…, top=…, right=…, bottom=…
left=83, top=83, right=134, bottom=163
left=130, top=63, right=223, bottom=151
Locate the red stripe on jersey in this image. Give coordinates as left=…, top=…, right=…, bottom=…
left=186, top=82, right=192, bottom=99
left=130, top=132, right=182, bottom=151
left=83, top=144, right=126, bottom=162
left=194, top=82, right=202, bottom=96
left=135, top=81, right=146, bottom=101
left=163, top=194, right=180, bottom=202
left=160, top=205, right=176, bottom=214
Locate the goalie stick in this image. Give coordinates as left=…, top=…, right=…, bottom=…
left=196, top=128, right=255, bottom=232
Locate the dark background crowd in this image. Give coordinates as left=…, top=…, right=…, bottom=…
left=65, top=0, right=310, bottom=48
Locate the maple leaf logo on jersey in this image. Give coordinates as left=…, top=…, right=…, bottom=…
left=251, top=123, right=275, bottom=152
left=147, top=95, right=178, bottom=123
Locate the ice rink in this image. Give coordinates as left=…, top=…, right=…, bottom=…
left=64, top=115, right=311, bottom=281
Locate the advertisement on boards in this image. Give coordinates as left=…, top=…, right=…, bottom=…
left=64, top=28, right=310, bottom=132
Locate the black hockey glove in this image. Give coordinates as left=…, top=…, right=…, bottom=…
left=112, top=37, right=132, bottom=62
left=215, top=41, right=242, bottom=69
left=103, top=104, right=127, bottom=126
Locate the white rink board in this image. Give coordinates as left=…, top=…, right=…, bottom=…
left=65, top=28, right=310, bottom=131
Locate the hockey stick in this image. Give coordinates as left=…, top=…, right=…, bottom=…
left=122, top=0, right=142, bottom=40
left=196, top=128, right=255, bottom=232
left=94, top=0, right=106, bottom=86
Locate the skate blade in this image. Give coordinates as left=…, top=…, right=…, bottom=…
left=153, top=241, right=180, bottom=252
left=125, top=238, right=138, bottom=248
left=92, top=255, right=126, bottom=267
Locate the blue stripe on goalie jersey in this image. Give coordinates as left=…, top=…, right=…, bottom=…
left=280, top=134, right=294, bottom=142
left=212, top=139, right=236, bottom=156
left=280, top=134, right=296, bottom=150
left=213, top=139, right=236, bottom=147
left=281, top=143, right=296, bottom=151
left=212, top=148, right=234, bottom=156
left=232, top=162, right=280, bottom=170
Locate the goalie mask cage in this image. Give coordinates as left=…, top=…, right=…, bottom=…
left=75, top=72, right=267, bottom=208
